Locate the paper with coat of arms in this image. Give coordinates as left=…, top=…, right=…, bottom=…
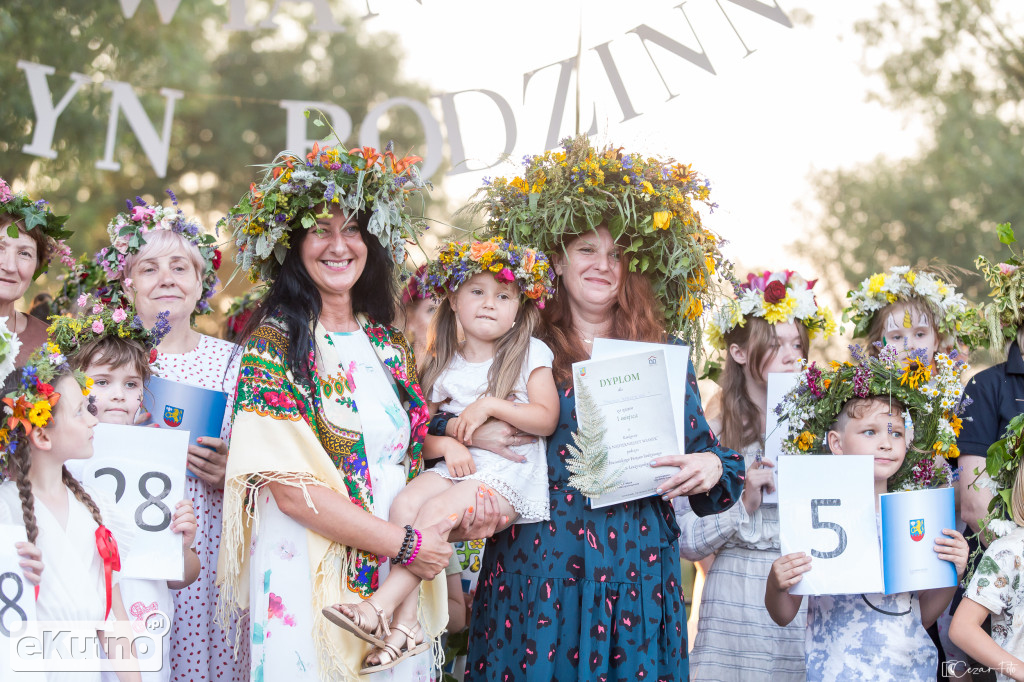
left=142, top=375, right=228, bottom=479
left=880, top=487, right=957, bottom=594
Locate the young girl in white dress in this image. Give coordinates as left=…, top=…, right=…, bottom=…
left=0, top=350, right=139, bottom=682
left=325, top=238, right=559, bottom=673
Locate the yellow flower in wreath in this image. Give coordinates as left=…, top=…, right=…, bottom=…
left=652, top=211, right=671, bottom=230
left=28, top=401, right=52, bottom=429
left=795, top=431, right=817, bottom=452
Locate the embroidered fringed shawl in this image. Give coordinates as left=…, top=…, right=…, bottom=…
left=217, top=312, right=444, bottom=680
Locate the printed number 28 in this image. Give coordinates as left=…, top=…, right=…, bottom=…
left=810, top=498, right=848, bottom=559
left=94, top=467, right=173, bottom=532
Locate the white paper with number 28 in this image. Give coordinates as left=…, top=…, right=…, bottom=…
left=778, top=455, right=883, bottom=595
left=0, top=523, right=43, bottom=681
left=74, top=424, right=189, bottom=581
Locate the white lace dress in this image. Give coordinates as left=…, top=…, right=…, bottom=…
left=152, top=334, right=249, bottom=682
left=427, top=337, right=552, bottom=523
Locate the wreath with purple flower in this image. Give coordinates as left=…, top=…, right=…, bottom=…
left=99, top=191, right=222, bottom=318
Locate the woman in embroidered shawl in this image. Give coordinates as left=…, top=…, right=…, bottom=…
left=218, top=144, right=497, bottom=681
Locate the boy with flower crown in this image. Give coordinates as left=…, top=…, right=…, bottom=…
left=765, top=345, right=970, bottom=681
left=50, top=297, right=199, bottom=682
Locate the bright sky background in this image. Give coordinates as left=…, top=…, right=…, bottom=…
left=363, top=0, right=925, bottom=283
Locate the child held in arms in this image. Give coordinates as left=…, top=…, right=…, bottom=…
left=766, top=344, right=970, bottom=681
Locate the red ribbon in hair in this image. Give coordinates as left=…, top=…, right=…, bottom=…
left=94, top=525, right=120, bottom=619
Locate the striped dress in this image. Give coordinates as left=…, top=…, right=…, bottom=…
left=676, top=434, right=806, bottom=681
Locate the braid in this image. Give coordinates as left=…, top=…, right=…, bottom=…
left=8, top=445, right=39, bottom=544
left=61, top=467, right=104, bottom=529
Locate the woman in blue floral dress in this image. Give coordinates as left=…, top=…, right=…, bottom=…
left=454, top=137, right=745, bottom=681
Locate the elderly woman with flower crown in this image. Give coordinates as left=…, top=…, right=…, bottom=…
left=217, top=142, right=501, bottom=682
left=677, top=270, right=836, bottom=680
left=99, top=194, right=245, bottom=682
left=452, top=136, right=744, bottom=681
left=0, top=177, right=74, bottom=364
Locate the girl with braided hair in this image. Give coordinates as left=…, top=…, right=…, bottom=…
left=0, top=349, right=138, bottom=682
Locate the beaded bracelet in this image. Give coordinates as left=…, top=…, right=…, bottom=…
left=394, top=524, right=415, bottom=564
left=403, top=529, right=423, bottom=566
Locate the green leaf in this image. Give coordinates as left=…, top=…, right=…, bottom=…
left=312, top=118, right=324, bottom=127
left=301, top=213, right=315, bottom=229
left=640, top=255, right=650, bottom=271
left=6, top=225, right=18, bottom=239
left=998, top=222, right=1016, bottom=245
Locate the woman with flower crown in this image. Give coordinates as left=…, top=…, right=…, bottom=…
left=217, top=142, right=501, bottom=681
left=99, top=194, right=245, bottom=682
left=456, top=136, right=744, bottom=681
left=0, top=177, right=74, bottom=364
left=677, top=269, right=836, bottom=680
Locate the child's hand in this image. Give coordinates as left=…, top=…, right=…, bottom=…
left=444, top=442, right=477, bottom=478
left=16, top=541, right=44, bottom=586
left=453, top=398, right=497, bottom=446
left=767, top=552, right=811, bottom=593
left=935, top=528, right=969, bottom=578
left=171, top=500, right=197, bottom=549
left=741, top=460, right=775, bottom=516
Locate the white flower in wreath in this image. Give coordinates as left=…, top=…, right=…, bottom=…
left=987, top=518, right=1018, bottom=538
left=791, top=288, right=818, bottom=319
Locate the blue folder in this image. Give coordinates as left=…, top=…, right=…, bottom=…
left=143, top=375, right=228, bottom=478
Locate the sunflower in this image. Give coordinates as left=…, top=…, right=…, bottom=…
left=899, top=358, right=932, bottom=389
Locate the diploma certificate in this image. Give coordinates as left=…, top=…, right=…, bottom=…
left=571, top=348, right=684, bottom=508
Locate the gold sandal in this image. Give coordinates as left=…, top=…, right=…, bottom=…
left=359, top=622, right=430, bottom=675
left=321, top=598, right=391, bottom=648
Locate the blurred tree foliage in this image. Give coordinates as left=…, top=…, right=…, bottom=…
left=0, top=1, right=441, bottom=326
left=802, top=0, right=1024, bottom=301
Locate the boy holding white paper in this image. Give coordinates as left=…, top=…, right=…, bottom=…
left=50, top=298, right=199, bottom=682
left=766, top=344, right=969, bottom=681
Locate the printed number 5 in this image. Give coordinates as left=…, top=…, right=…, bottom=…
left=810, top=498, right=848, bottom=559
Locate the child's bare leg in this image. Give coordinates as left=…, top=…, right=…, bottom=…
left=364, top=480, right=517, bottom=667
left=329, top=472, right=453, bottom=633
left=380, top=481, right=516, bottom=615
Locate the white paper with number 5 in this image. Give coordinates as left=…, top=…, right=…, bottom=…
left=778, top=455, right=883, bottom=595
left=0, top=524, right=43, bottom=681
left=72, top=423, right=189, bottom=581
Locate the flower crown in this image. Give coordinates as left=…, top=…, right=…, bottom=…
left=962, top=222, right=1024, bottom=350
left=47, top=295, right=170, bottom=365
left=707, top=270, right=837, bottom=350
left=401, top=263, right=431, bottom=305
left=776, top=344, right=968, bottom=492
left=224, top=287, right=266, bottom=340
left=223, top=139, right=431, bottom=284
left=472, top=135, right=731, bottom=355
left=972, top=413, right=1024, bottom=538
left=0, top=177, right=74, bottom=279
left=844, top=266, right=969, bottom=339
left=0, top=348, right=92, bottom=464
left=53, top=252, right=111, bottom=315
left=99, top=192, right=221, bottom=317
left=426, top=238, right=555, bottom=306
left=0, top=320, right=21, bottom=390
